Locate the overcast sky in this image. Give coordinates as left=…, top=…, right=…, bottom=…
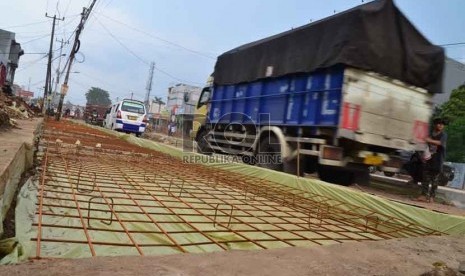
left=1, top=0, right=464, bottom=106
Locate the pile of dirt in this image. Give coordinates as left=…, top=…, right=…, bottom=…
left=0, top=109, right=10, bottom=129
left=0, top=93, right=38, bottom=130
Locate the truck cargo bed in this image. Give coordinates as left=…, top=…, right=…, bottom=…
left=210, top=66, right=431, bottom=151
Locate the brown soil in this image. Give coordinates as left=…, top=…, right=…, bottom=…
left=0, top=93, right=39, bottom=131
left=0, top=109, right=10, bottom=130
left=1, top=235, right=464, bottom=276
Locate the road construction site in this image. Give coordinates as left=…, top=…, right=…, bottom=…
left=1, top=118, right=464, bottom=262
left=35, top=119, right=445, bottom=257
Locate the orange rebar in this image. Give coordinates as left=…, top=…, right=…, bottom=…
left=35, top=145, right=49, bottom=258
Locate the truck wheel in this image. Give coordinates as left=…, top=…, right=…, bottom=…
left=283, top=157, right=306, bottom=176
left=318, top=165, right=352, bottom=186
left=196, top=129, right=213, bottom=155
left=317, top=164, right=370, bottom=186
left=257, top=136, right=283, bottom=172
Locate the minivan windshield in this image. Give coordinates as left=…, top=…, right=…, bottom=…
left=121, top=101, right=145, bottom=114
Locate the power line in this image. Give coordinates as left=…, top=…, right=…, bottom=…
left=18, top=24, right=75, bottom=45
left=154, top=66, right=203, bottom=85
left=21, top=34, right=52, bottom=45
left=0, top=51, right=45, bottom=55
left=96, top=17, right=203, bottom=85
left=63, top=0, right=72, bottom=18
left=84, top=0, right=111, bottom=31
left=95, top=17, right=150, bottom=66
left=55, top=0, right=61, bottom=18
left=440, top=42, right=465, bottom=47
left=2, top=20, right=49, bottom=29
left=97, top=12, right=216, bottom=60
left=17, top=55, right=48, bottom=72
left=79, top=71, right=132, bottom=92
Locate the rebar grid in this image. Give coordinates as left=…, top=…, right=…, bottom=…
left=33, top=120, right=443, bottom=258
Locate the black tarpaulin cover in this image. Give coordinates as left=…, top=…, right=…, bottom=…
left=214, top=0, right=444, bottom=93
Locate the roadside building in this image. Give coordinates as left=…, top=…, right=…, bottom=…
left=17, top=89, right=34, bottom=102
left=148, top=98, right=168, bottom=130
left=165, top=83, right=201, bottom=137
left=166, top=83, right=201, bottom=116
left=433, top=58, right=465, bottom=106
left=0, top=29, right=23, bottom=86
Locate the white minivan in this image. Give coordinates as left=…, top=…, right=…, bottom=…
left=103, top=99, right=147, bottom=137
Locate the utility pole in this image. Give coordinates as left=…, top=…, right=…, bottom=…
left=144, top=62, right=155, bottom=113
left=56, top=0, right=97, bottom=121
left=43, top=13, right=64, bottom=115
left=52, top=38, right=68, bottom=109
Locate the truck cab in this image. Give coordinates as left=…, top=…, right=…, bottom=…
left=191, top=75, right=213, bottom=141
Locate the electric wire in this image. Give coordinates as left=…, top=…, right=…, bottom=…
left=2, top=20, right=49, bottom=29
left=96, top=17, right=203, bottom=85
left=440, top=42, right=465, bottom=47
left=95, top=17, right=150, bottom=66
left=97, top=12, right=216, bottom=60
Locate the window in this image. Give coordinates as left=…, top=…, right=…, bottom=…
left=121, top=101, right=145, bottom=114
left=197, top=87, right=211, bottom=108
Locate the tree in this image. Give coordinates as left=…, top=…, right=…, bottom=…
left=439, top=85, right=465, bottom=163
left=440, top=85, right=465, bottom=122
left=85, top=87, right=111, bottom=106
left=443, top=117, right=465, bottom=162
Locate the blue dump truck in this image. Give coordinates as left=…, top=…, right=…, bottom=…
left=194, top=0, right=444, bottom=185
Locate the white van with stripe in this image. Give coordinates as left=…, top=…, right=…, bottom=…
left=103, top=99, right=147, bottom=137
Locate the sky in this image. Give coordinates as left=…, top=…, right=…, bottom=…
left=1, top=0, right=464, bottom=106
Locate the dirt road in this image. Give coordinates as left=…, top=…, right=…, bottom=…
left=2, top=235, right=465, bottom=276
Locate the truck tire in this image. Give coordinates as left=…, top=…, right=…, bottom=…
left=257, top=136, right=283, bottom=172
left=318, top=165, right=352, bottom=186
left=318, top=164, right=370, bottom=186
left=283, top=157, right=306, bottom=176
left=196, top=129, right=213, bottom=155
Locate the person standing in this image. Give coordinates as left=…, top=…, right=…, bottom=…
left=418, top=118, right=447, bottom=202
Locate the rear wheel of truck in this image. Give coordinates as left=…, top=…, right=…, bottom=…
left=318, top=165, right=352, bottom=186
left=257, top=136, right=283, bottom=172
left=196, top=129, right=213, bottom=155
left=318, top=164, right=370, bottom=186
left=283, top=157, right=307, bottom=176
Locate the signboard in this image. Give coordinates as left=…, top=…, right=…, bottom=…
left=19, top=90, right=34, bottom=97
left=61, top=84, right=69, bottom=95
